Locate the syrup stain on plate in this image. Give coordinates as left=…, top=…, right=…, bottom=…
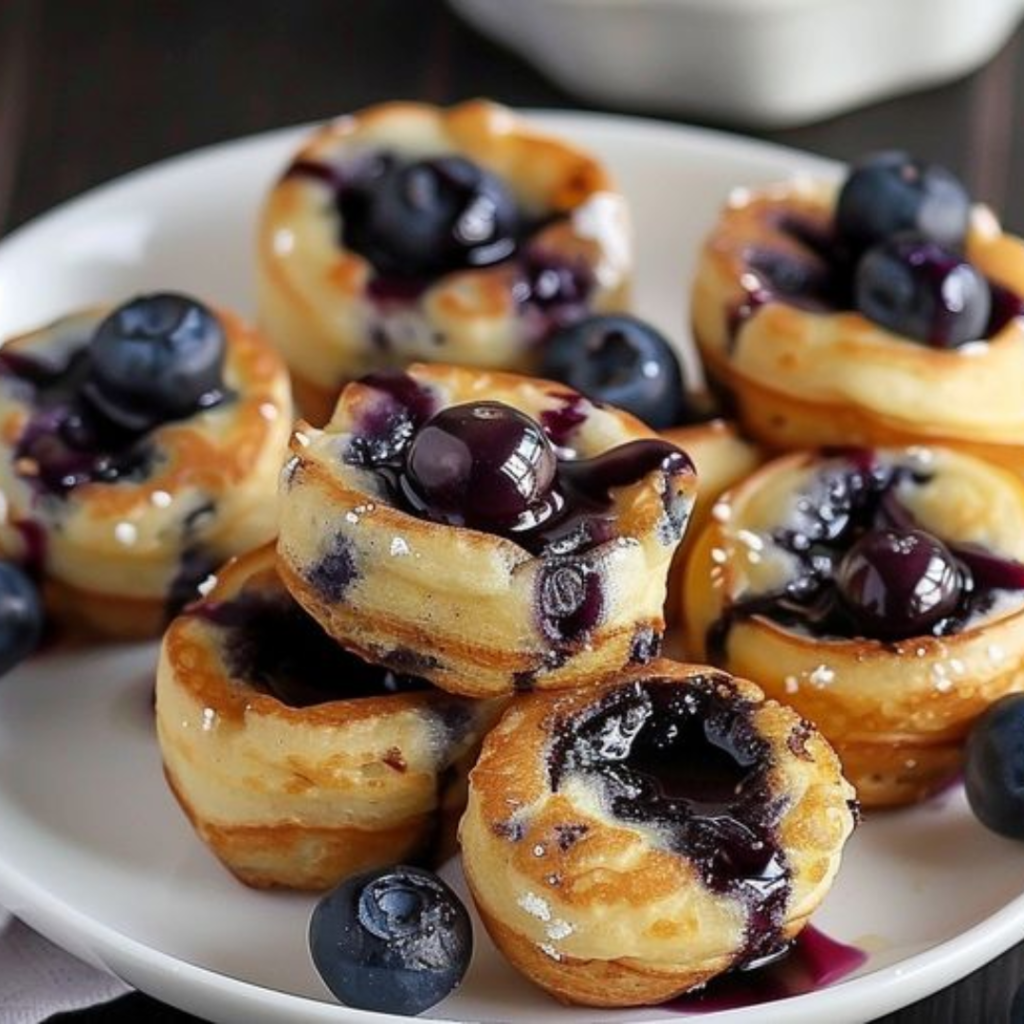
left=668, top=926, right=868, bottom=1013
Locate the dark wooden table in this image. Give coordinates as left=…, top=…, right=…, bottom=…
left=3, top=2, right=1024, bottom=1022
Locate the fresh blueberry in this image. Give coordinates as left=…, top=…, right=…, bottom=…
left=965, top=694, right=1024, bottom=840
left=835, top=527, right=965, bottom=641
left=85, top=293, right=226, bottom=432
left=0, top=562, right=43, bottom=676
left=835, top=151, right=971, bottom=254
left=342, top=154, right=520, bottom=279
left=854, top=235, right=991, bottom=347
left=309, top=865, right=473, bottom=1016
left=539, top=314, right=694, bottom=429
left=403, top=401, right=559, bottom=533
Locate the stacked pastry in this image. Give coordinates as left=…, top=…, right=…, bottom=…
left=0, top=101, right=861, bottom=1010
left=268, top=356, right=856, bottom=1006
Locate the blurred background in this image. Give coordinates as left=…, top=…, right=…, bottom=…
left=1, top=0, right=1024, bottom=235
left=3, top=2, right=1024, bottom=1022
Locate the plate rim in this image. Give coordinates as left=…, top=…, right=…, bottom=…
left=0, top=108, right=1019, bottom=1024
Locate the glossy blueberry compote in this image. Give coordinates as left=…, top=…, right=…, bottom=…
left=732, top=153, right=1024, bottom=349
left=290, top=153, right=525, bottom=280
left=834, top=528, right=964, bottom=641
left=403, top=402, right=561, bottom=534
left=344, top=373, right=691, bottom=557
left=196, top=581, right=428, bottom=708
left=287, top=153, right=594, bottom=331
left=548, top=676, right=791, bottom=965
left=708, top=453, right=1024, bottom=658
left=338, top=154, right=520, bottom=279
left=342, top=374, right=691, bottom=653
left=309, top=864, right=473, bottom=1015
left=0, top=294, right=229, bottom=496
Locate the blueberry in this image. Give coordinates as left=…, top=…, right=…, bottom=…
left=0, top=562, right=43, bottom=676
left=403, top=401, right=559, bottom=533
left=309, top=865, right=472, bottom=1016
left=854, top=235, right=991, bottom=347
left=85, top=293, right=226, bottom=432
left=835, top=151, right=971, bottom=254
left=835, top=527, right=964, bottom=641
left=539, top=314, right=695, bottom=429
left=965, top=694, right=1024, bottom=840
left=342, top=155, right=520, bottom=279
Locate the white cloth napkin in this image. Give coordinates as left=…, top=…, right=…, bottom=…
left=0, top=909, right=130, bottom=1024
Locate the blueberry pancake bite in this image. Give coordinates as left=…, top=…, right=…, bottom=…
left=0, top=295, right=292, bottom=638
left=258, top=100, right=631, bottom=423
left=683, top=446, right=1024, bottom=807
left=692, top=152, right=1024, bottom=467
left=459, top=661, right=856, bottom=1007
left=276, top=363, right=697, bottom=698
left=156, top=545, right=501, bottom=890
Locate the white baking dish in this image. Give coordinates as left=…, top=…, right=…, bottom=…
left=450, top=0, right=1024, bottom=127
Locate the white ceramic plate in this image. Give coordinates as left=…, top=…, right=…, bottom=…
left=0, top=113, right=1022, bottom=1024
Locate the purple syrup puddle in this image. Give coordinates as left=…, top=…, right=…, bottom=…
left=195, top=583, right=429, bottom=707
left=548, top=676, right=791, bottom=964
left=708, top=452, right=1024, bottom=659
left=666, top=925, right=867, bottom=1013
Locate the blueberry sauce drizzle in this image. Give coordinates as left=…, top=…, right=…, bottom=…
left=666, top=925, right=867, bottom=1013
left=548, top=676, right=791, bottom=965
left=728, top=211, right=1024, bottom=347
left=539, top=391, right=590, bottom=452
left=343, top=371, right=440, bottom=469
left=707, top=452, right=1024, bottom=660
left=194, top=584, right=428, bottom=708
left=1, top=311, right=233, bottom=498
left=512, top=248, right=595, bottom=336
left=286, top=155, right=593, bottom=325
left=0, top=347, right=157, bottom=496
left=343, top=373, right=692, bottom=559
